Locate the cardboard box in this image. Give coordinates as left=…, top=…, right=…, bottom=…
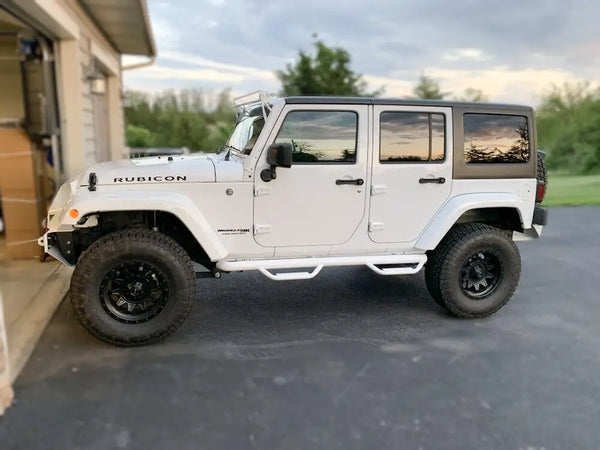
left=0, top=128, right=36, bottom=194
left=0, top=128, right=42, bottom=260
left=0, top=153, right=36, bottom=192
left=1, top=197, right=42, bottom=260
left=0, top=128, right=30, bottom=154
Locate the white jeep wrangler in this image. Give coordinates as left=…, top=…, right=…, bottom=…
left=39, top=91, right=548, bottom=346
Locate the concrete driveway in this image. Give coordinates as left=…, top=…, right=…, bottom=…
left=1, top=207, right=599, bottom=449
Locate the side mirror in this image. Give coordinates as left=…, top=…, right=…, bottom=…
left=266, top=143, right=292, bottom=168
left=261, top=143, right=293, bottom=182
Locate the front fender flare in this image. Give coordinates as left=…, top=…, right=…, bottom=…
left=61, top=189, right=228, bottom=261
left=415, top=193, right=533, bottom=251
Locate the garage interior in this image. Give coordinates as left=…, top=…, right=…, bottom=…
left=0, top=8, right=59, bottom=262
left=0, top=0, right=155, bottom=414
left=0, top=8, right=72, bottom=410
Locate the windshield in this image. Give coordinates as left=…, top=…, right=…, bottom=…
left=226, top=115, right=265, bottom=155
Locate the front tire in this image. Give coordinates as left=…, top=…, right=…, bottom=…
left=426, top=223, right=521, bottom=318
left=70, top=229, right=197, bottom=346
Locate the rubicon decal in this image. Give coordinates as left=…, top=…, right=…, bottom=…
left=113, top=176, right=187, bottom=183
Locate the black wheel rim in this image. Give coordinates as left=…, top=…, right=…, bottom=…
left=99, top=262, right=169, bottom=323
left=459, top=251, right=502, bottom=299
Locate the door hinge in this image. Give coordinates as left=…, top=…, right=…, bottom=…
left=254, top=187, right=271, bottom=197
left=371, top=184, right=386, bottom=196
left=369, top=222, right=385, bottom=232
left=254, top=224, right=272, bottom=235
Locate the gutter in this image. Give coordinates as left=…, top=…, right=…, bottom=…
left=122, top=0, right=157, bottom=71
left=138, top=0, right=157, bottom=57
left=122, top=55, right=156, bottom=71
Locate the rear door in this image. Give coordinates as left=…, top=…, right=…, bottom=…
left=368, top=105, right=453, bottom=243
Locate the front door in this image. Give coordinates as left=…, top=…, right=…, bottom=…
left=369, top=105, right=453, bottom=243
left=253, top=105, right=369, bottom=248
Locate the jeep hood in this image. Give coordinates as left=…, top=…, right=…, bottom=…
left=79, top=154, right=243, bottom=188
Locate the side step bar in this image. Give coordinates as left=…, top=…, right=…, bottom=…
left=216, top=254, right=427, bottom=281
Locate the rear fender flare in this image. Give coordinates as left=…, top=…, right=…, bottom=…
left=415, top=193, right=532, bottom=251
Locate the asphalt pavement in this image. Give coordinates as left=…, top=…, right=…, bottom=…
left=1, top=207, right=599, bottom=449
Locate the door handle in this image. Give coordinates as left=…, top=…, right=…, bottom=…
left=336, top=178, right=364, bottom=186
left=419, top=177, right=446, bottom=184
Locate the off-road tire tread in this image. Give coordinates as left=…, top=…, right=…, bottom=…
left=536, top=152, right=547, bottom=186
left=431, top=223, right=520, bottom=319
left=424, top=249, right=446, bottom=308
left=536, top=152, right=548, bottom=204
left=70, top=229, right=197, bottom=347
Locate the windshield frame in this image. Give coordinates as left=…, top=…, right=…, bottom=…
left=225, top=101, right=269, bottom=157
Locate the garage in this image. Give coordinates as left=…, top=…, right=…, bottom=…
left=0, top=0, right=155, bottom=414
left=0, top=9, right=59, bottom=261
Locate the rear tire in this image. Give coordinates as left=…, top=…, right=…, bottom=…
left=426, top=223, right=521, bottom=318
left=424, top=250, right=447, bottom=309
left=70, top=229, right=197, bottom=346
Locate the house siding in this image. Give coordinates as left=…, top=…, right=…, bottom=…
left=59, top=0, right=124, bottom=173
left=78, top=34, right=97, bottom=168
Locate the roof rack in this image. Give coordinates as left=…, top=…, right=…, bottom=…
left=233, top=90, right=273, bottom=108
left=233, top=90, right=273, bottom=121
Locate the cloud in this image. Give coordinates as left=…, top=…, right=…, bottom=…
left=123, top=0, right=600, bottom=105
left=159, top=50, right=276, bottom=81
left=136, top=66, right=245, bottom=83
left=424, top=66, right=588, bottom=103
left=443, top=49, right=491, bottom=62
left=362, top=76, right=413, bottom=97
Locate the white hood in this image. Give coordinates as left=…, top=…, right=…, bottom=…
left=79, top=154, right=243, bottom=188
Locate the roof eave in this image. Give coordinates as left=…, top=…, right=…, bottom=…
left=79, top=0, right=156, bottom=57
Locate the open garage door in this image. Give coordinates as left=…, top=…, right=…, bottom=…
left=0, top=6, right=69, bottom=416
left=0, top=8, right=60, bottom=260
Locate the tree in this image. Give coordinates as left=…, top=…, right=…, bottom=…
left=276, top=41, right=380, bottom=96
left=126, top=124, right=154, bottom=148
left=413, top=75, right=447, bottom=100
left=536, top=82, right=600, bottom=174
left=455, top=87, right=488, bottom=102
left=123, top=89, right=236, bottom=152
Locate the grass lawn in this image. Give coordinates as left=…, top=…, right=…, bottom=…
left=543, top=173, right=600, bottom=207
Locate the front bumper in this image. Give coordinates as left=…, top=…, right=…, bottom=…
left=38, top=231, right=76, bottom=266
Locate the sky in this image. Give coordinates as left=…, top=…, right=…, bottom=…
left=123, top=0, right=599, bottom=105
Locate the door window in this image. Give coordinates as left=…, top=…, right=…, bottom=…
left=380, top=112, right=445, bottom=163
left=274, top=111, right=358, bottom=163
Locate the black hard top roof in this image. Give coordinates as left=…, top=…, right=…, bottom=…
left=284, top=96, right=532, bottom=111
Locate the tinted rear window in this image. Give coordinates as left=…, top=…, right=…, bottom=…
left=464, top=114, right=530, bottom=164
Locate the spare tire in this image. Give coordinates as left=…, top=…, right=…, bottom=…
left=536, top=150, right=547, bottom=203
left=537, top=150, right=547, bottom=185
